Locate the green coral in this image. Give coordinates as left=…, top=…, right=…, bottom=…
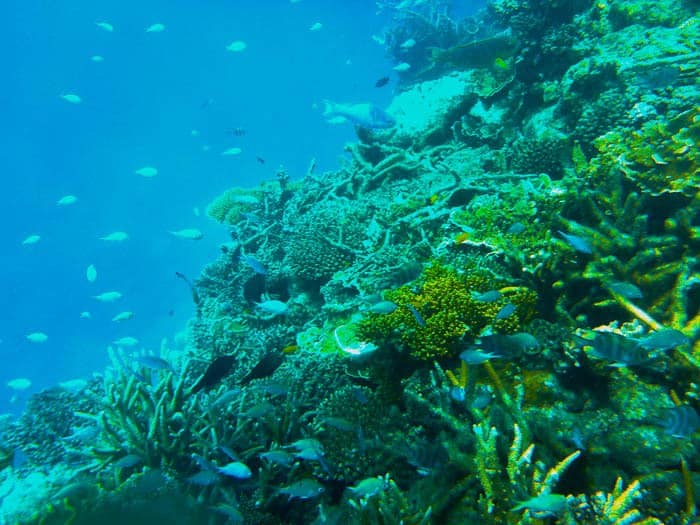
left=357, top=264, right=537, bottom=361
left=206, top=186, right=261, bottom=225
left=590, top=107, right=700, bottom=196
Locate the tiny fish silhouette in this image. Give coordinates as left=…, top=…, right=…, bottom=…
left=375, top=76, right=390, bottom=88
left=191, top=355, right=236, bottom=394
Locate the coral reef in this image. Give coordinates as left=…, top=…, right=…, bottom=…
left=5, top=0, right=700, bottom=523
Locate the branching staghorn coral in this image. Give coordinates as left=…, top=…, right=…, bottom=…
left=569, top=477, right=664, bottom=525
left=472, top=421, right=581, bottom=524
left=87, top=349, right=194, bottom=472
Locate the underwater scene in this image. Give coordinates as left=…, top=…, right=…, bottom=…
left=2, top=0, right=699, bottom=523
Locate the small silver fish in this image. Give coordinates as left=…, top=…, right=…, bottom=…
left=608, top=281, right=643, bottom=299
left=512, top=493, right=568, bottom=516
left=347, top=476, right=386, bottom=498
left=367, top=301, right=398, bottom=314
left=279, top=479, right=325, bottom=500
left=240, top=255, right=267, bottom=275
left=558, top=231, right=592, bottom=254
left=218, top=461, right=252, bottom=479
left=638, top=328, right=689, bottom=351
left=135, top=355, right=173, bottom=372
left=471, top=290, right=502, bottom=302
left=495, top=303, right=516, bottom=320
left=259, top=449, right=294, bottom=467
left=460, top=349, right=502, bottom=365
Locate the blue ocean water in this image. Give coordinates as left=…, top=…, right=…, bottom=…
left=1, top=0, right=481, bottom=414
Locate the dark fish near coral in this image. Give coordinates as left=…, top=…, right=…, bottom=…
left=175, top=271, right=201, bottom=306
left=375, top=76, right=390, bottom=88
left=240, top=352, right=284, bottom=385
left=607, top=281, right=643, bottom=299
left=638, top=328, right=690, bottom=351
left=577, top=332, right=650, bottom=367
left=558, top=231, right=593, bottom=254
left=191, top=355, right=236, bottom=394
left=659, top=405, right=700, bottom=439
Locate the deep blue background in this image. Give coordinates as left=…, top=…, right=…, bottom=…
left=0, top=0, right=482, bottom=414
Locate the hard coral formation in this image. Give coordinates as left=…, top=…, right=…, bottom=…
left=358, top=264, right=537, bottom=361
left=591, top=107, right=700, bottom=196
left=283, top=200, right=367, bottom=282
